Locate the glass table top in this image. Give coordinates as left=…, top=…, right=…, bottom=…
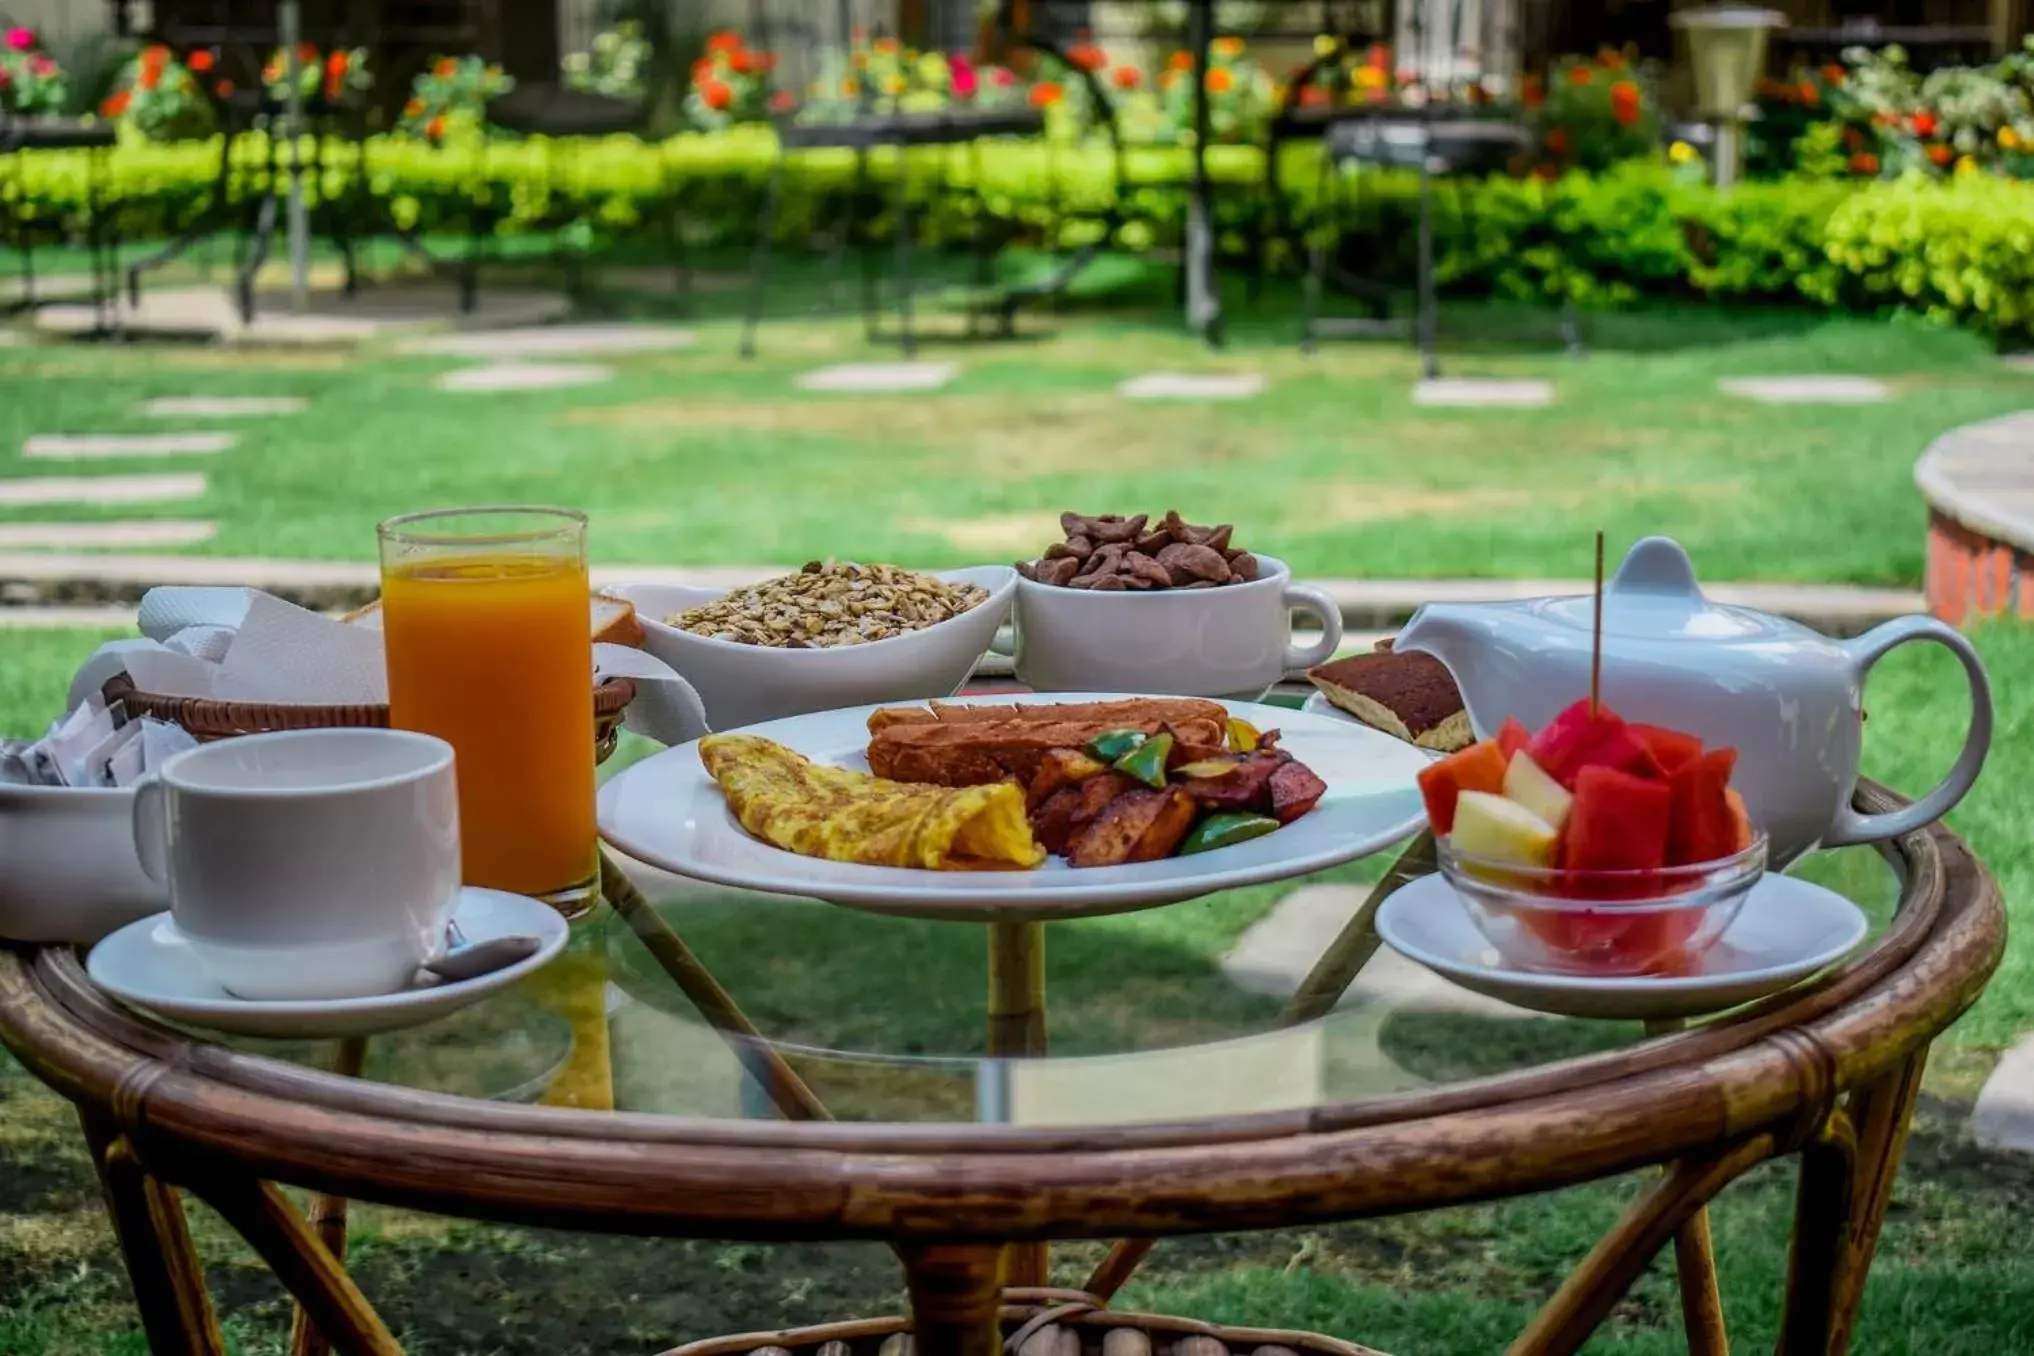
left=210, top=836, right=1903, bottom=1130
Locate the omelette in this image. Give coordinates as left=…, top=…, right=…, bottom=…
left=699, top=734, right=1046, bottom=871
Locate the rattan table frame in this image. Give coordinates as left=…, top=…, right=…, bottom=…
left=0, top=783, right=2003, bottom=1356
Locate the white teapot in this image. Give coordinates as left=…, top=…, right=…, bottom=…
left=1393, top=537, right=1992, bottom=866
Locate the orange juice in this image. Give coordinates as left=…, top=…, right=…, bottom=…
left=382, top=553, right=596, bottom=896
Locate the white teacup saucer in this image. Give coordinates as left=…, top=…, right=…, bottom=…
left=86, top=887, right=570, bottom=1039
left=1376, top=873, right=1870, bottom=1022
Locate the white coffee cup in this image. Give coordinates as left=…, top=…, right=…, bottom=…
left=132, top=728, right=461, bottom=1001
left=1005, top=555, right=1344, bottom=698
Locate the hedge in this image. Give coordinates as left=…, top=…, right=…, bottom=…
left=6, top=125, right=2034, bottom=338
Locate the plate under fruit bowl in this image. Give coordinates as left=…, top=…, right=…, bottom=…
left=596, top=693, right=1431, bottom=923
left=1375, top=871, right=1869, bottom=1021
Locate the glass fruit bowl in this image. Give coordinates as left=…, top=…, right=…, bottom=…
left=1436, top=834, right=1769, bottom=978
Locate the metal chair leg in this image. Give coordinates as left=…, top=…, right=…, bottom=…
left=740, top=156, right=787, bottom=360
left=892, top=151, right=917, bottom=359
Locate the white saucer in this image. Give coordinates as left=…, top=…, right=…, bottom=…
left=1375, top=873, right=1870, bottom=1021
left=86, top=887, right=570, bottom=1039
left=597, top=693, right=1431, bottom=922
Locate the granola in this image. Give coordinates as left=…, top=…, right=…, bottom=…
left=669, top=562, right=988, bottom=648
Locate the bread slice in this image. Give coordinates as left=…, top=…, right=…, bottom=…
left=1308, top=650, right=1471, bottom=752
left=341, top=595, right=644, bottom=647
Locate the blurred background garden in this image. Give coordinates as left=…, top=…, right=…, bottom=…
left=7, top=0, right=2034, bottom=1353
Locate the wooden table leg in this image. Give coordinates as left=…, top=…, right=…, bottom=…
left=901, top=1243, right=1007, bottom=1356
left=1644, top=1018, right=1728, bottom=1356
left=80, top=1112, right=225, bottom=1356
left=988, top=919, right=1047, bottom=1285
left=196, top=1176, right=404, bottom=1356
left=291, top=1036, right=367, bottom=1356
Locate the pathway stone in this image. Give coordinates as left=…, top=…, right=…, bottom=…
left=0, top=473, right=207, bottom=508
left=796, top=362, right=958, bottom=394
left=143, top=396, right=309, bottom=418
left=0, top=330, right=23, bottom=347
left=25, top=433, right=236, bottom=460
left=1973, top=1034, right=2034, bottom=1154
left=2002, top=354, right=2034, bottom=373
left=35, top=283, right=570, bottom=347
left=400, top=323, right=698, bottom=359
left=436, top=362, right=614, bottom=392
left=0, top=520, right=215, bottom=549
left=0, top=605, right=139, bottom=629
left=1118, top=372, right=1265, bottom=400
left=1718, top=375, right=1889, bottom=404
left=1412, top=378, right=1555, bottom=408
left=1222, top=883, right=1534, bottom=1018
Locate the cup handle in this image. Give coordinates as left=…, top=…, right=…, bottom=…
left=1822, top=616, right=1993, bottom=848
left=131, top=774, right=170, bottom=884
left=1282, top=582, right=1344, bottom=673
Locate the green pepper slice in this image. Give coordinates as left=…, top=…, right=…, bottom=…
left=1178, top=812, right=1282, bottom=856
left=1086, top=729, right=1147, bottom=764
left=1111, top=731, right=1174, bottom=789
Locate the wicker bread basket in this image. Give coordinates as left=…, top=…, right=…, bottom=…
left=100, top=674, right=638, bottom=764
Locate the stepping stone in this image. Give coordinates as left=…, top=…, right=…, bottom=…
left=0, top=472, right=207, bottom=507
left=0, top=520, right=215, bottom=549
left=1974, top=1032, right=2034, bottom=1155
left=1118, top=372, right=1266, bottom=400
left=2002, top=354, right=2034, bottom=373
left=0, top=604, right=140, bottom=629
left=143, top=396, right=309, bottom=418
left=0, top=331, right=22, bottom=347
left=24, top=432, right=236, bottom=460
left=401, top=323, right=697, bottom=359
left=795, top=362, right=957, bottom=394
left=1222, top=883, right=1533, bottom=1018
left=1717, top=375, right=1889, bottom=404
left=1412, top=378, right=1555, bottom=408
left=436, top=362, right=614, bottom=392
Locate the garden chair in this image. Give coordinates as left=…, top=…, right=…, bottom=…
left=738, top=0, right=1046, bottom=359
left=0, top=109, right=120, bottom=336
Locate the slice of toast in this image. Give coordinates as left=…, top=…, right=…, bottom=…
left=1308, top=650, right=1471, bottom=752
left=342, top=596, right=645, bottom=647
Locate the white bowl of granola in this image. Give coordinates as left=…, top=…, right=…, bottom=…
left=602, top=564, right=1016, bottom=732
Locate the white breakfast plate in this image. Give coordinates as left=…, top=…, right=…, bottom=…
left=597, top=693, right=1431, bottom=922
left=1302, top=690, right=1347, bottom=723
left=86, top=887, right=570, bottom=1039
left=1376, top=872, right=1870, bottom=1021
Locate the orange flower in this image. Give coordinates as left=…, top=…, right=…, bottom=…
left=425, top=115, right=446, bottom=141
left=139, top=65, right=160, bottom=91
left=1568, top=64, right=1592, bottom=86
left=1212, top=36, right=1245, bottom=58
left=327, top=50, right=349, bottom=77
left=1849, top=152, right=1879, bottom=175
left=435, top=58, right=457, bottom=78
left=1027, top=80, right=1062, bottom=108
left=140, top=44, right=167, bottom=71
left=1928, top=142, right=1954, bottom=166
left=1911, top=110, right=1938, bottom=137
left=186, top=49, right=214, bottom=73
left=1797, top=79, right=1819, bottom=106
left=100, top=89, right=131, bottom=116
left=1299, top=83, right=1329, bottom=107
left=707, top=32, right=741, bottom=53
left=1544, top=126, right=1570, bottom=155
left=1167, top=50, right=1193, bottom=72
left=841, top=77, right=860, bottom=96
left=404, top=96, right=425, bottom=117
left=1823, top=63, right=1846, bottom=84
left=1206, top=65, right=1234, bottom=94
left=1609, top=79, right=1641, bottom=126
left=1069, top=44, right=1106, bottom=72
left=1521, top=74, right=1543, bottom=109
left=730, top=49, right=756, bottom=74
left=1112, top=64, right=1140, bottom=90
left=702, top=78, right=732, bottom=110
left=214, top=78, right=235, bottom=97
left=692, top=57, right=714, bottom=82
left=874, top=36, right=899, bottom=54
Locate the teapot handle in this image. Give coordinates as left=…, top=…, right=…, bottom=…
left=1823, top=616, right=1993, bottom=848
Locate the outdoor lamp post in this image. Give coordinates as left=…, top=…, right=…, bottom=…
left=1671, top=4, right=1785, bottom=187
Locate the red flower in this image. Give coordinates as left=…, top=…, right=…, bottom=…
left=215, top=78, right=235, bottom=98
left=730, top=49, right=756, bottom=74
left=691, top=57, right=714, bottom=82
left=1521, top=74, right=1543, bottom=109
left=1111, top=64, right=1140, bottom=90
left=1544, top=126, right=1570, bottom=155
left=1568, top=64, right=1593, bottom=86
left=1797, top=79, right=1819, bottom=107
left=425, top=115, right=446, bottom=141
left=140, top=45, right=168, bottom=72
left=404, top=96, right=426, bottom=117
left=1299, top=83, right=1330, bottom=107
left=187, top=49, right=214, bottom=73
left=1609, top=79, right=1641, bottom=126
left=1849, top=152, right=1879, bottom=176
left=1069, top=44, right=1106, bottom=72
left=1842, top=125, right=1866, bottom=150
left=435, top=58, right=458, bottom=78
left=1928, top=143, right=1954, bottom=166
left=327, top=50, right=349, bottom=77
left=297, top=42, right=317, bottom=63
left=1911, top=110, right=1938, bottom=137
left=1167, top=50, right=1193, bottom=72
left=1823, top=63, right=1846, bottom=84
left=701, top=79, right=732, bottom=110
left=707, top=32, right=741, bottom=53
left=2, top=26, right=33, bottom=53
left=100, top=90, right=131, bottom=116
left=139, top=64, right=160, bottom=91
left=1028, top=80, right=1063, bottom=108
left=1206, top=65, right=1234, bottom=94
left=769, top=89, right=796, bottom=113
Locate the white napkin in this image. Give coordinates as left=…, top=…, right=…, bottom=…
left=137, top=586, right=254, bottom=640
left=212, top=592, right=387, bottom=703
left=596, top=643, right=710, bottom=745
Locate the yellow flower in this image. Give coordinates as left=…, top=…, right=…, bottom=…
left=1211, top=36, right=1245, bottom=58
left=1668, top=140, right=1698, bottom=165
left=1957, top=154, right=1979, bottom=175
left=1353, top=65, right=1385, bottom=90
left=1313, top=34, right=1340, bottom=59
left=882, top=74, right=905, bottom=96
left=2001, top=125, right=2022, bottom=149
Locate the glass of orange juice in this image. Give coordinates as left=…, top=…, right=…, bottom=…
left=377, top=507, right=596, bottom=911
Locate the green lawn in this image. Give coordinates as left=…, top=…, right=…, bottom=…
left=3, top=269, right=2031, bottom=585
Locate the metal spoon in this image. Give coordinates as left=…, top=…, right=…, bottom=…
left=421, top=926, right=543, bottom=984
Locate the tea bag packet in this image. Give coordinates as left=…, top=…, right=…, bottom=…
left=0, top=739, right=37, bottom=785
left=29, top=694, right=120, bottom=787
left=82, top=721, right=144, bottom=789
left=138, top=719, right=198, bottom=780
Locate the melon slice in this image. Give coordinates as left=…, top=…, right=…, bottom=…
left=1502, top=751, right=1573, bottom=833
left=1450, top=791, right=1558, bottom=868
left=1416, top=739, right=1508, bottom=836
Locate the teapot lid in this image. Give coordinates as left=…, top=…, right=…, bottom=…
left=1535, top=537, right=1792, bottom=641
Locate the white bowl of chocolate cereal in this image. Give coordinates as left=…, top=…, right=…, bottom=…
left=603, top=562, right=1015, bottom=731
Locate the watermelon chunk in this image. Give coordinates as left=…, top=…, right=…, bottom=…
left=1630, top=723, right=1703, bottom=775
left=1667, top=747, right=1740, bottom=866
left=1520, top=906, right=1705, bottom=976
left=1495, top=717, right=1533, bottom=762
left=1417, top=739, right=1508, bottom=836
left=1527, top=699, right=1660, bottom=789
left=1563, top=765, right=1672, bottom=876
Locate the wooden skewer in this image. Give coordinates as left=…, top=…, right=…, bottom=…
left=1590, top=530, right=1605, bottom=716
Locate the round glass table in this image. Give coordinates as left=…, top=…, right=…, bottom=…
left=0, top=780, right=2002, bottom=1356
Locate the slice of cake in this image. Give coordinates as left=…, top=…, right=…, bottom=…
left=1309, top=650, right=1471, bottom=752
